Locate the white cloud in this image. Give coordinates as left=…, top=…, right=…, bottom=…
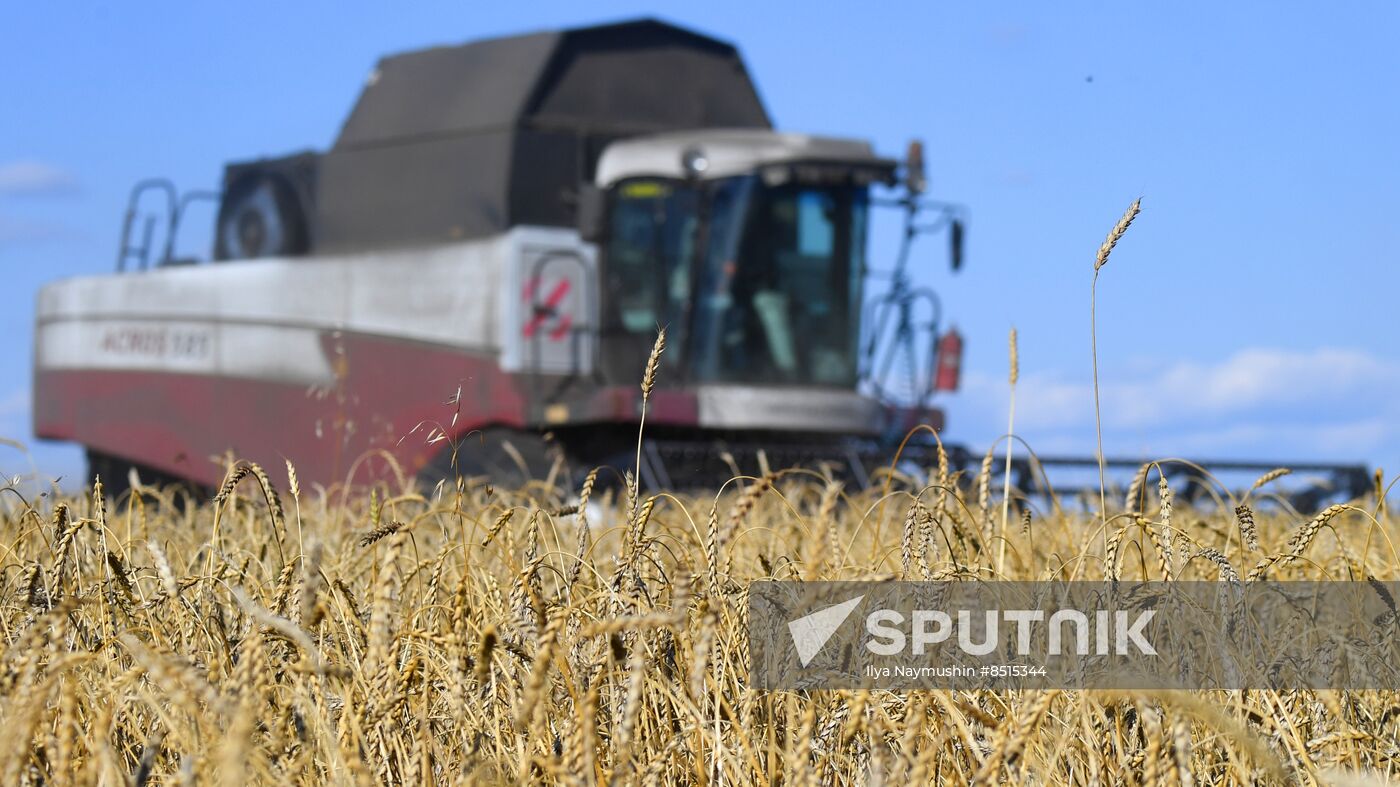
left=0, top=214, right=77, bottom=243
left=949, top=346, right=1400, bottom=463
left=0, top=160, right=78, bottom=196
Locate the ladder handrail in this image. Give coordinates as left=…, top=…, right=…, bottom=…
left=115, top=180, right=220, bottom=271
left=164, top=190, right=221, bottom=265
left=116, top=179, right=177, bottom=272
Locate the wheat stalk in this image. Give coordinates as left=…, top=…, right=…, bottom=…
left=1091, top=198, right=1142, bottom=545
left=1125, top=462, right=1152, bottom=516
left=1157, top=476, right=1176, bottom=573
left=357, top=519, right=405, bottom=548
left=631, top=328, right=667, bottom=519
left=976, top=445, right=995, bottom=543
left=1235, top=504, right=1260, bottom=552
left=1247, top=504, right=1348, bottom=580
left=998, top=326, right=1018, bottom=575
left=1195, top=547, right=1241, bottom=584
left=900, top=500, right=919, bottom=578
left=1249, top=467, right=1292, bottom=495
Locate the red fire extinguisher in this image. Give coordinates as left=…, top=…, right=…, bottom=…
left=934, top=327, right=963, bottom=392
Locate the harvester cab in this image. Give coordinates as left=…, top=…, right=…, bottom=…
left=585, top=132, right=894, bottom=397
left=572, top=130, right=967, bottom=452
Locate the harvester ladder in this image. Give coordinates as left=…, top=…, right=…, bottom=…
left=115, top=179, right=219, bottom=271
left=116, top=179, right=177, bottom=272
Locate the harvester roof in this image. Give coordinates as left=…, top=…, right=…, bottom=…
left=334, top=19, right=770, bottom=146
left=314, top=18, right=773, bottom=252
left=594, top=129, right=897, bottom=186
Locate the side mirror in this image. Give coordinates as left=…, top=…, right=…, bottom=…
left=905, top=139, right=927, bottom=196
left=576, top=184, right=606, bottom=243
left=950, top=218, right=965, bottom=272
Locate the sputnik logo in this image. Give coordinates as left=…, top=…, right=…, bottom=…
left=787, top=595, right=864, bottom=667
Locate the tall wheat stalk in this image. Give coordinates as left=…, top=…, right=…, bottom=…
left=997, top=327, right=1018, bottom=574
left=632, top=328, right=666, bottom=515
left=1091, top=198, right=1141, bottom=535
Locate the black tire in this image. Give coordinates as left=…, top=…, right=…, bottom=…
left=420, top=427, right=566, bottom=490
left=85, top=450, right=134, bottom=500
left=85, top=450, right=205, bottom=506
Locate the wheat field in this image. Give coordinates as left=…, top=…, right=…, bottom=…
left=0, top=449, right=1394, bottom=785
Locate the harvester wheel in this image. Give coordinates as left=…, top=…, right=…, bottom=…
left=86, top=450, right=136, bottom=500
left=420, top=427, right=565, bottom=491
left=85, top=450, right=205, bottom=505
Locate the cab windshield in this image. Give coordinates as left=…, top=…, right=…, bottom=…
left=603, top=174, right=867, bottom=387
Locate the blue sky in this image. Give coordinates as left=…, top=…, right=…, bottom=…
left=3, top=2, right=1398, bottom=487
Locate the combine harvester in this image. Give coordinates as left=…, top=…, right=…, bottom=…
left=32, top=19, right=1369, bottom=506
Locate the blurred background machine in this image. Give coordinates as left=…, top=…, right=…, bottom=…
left=34, top=19, right=1367, bottom=506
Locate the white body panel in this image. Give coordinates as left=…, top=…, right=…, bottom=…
left=695, top=384, right=884, bottom=433
left=35, top=226, right=597, bottom=383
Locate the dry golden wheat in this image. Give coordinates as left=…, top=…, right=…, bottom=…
left=0, top=459, right=1384, bottom=784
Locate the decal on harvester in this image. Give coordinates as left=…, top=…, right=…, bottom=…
left=100, top=325, right=212, bottom=360
left=521, top=276, right=574, bottom=341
